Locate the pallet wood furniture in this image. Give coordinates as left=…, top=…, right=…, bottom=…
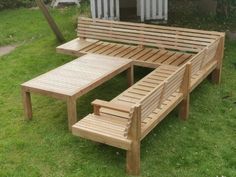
left=21, top=54, right=133, bottom=130
left=56, top=18, right=225, bottom=175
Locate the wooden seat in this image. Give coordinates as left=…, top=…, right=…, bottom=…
left=79, top=41, right=194, bottom=68
left=73, top=114, right=132, bottom=150
left=72, top=63, right=190, bottom=175
left=57, top=38, right=98, bottom=56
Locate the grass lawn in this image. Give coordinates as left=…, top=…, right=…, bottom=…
left=0, top=4, right=235, bottom=177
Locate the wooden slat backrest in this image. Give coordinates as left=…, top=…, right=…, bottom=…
left=140, top=84, right=163, bottom=119
left=203, top=39, right=220, bottom=66
left=189, top=51, right=205, bottom=76
left=163, top=66, right=185, bottom=100
left=188, top=38, right=219, bottom=76
left=140, top=65, right=185, bottom=119
left=77, top=17, right=222, bottom=53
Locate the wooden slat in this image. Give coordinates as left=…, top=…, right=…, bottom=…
left=72, top=123, right=131, bottom=150
left=79, top=18, right=222, bottom=39
left=77, top=27, right=206, bottom=52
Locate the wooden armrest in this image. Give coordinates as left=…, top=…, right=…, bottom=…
left=92, top=99, right=131, bottom=113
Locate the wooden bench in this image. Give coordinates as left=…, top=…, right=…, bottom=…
left=72, top=41, right=224, bottom=174
left=21, top=54, right=133, bottom=130
left=57, top=18, right=225, bottom=175
left=56, top=18, right=225, bottom=175
left=57, top=17, right=224, bottom=71
left=72, top=63, right=189, bottom=175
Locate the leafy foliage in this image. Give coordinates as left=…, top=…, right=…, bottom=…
left=217, top=0, right=236, bottom=18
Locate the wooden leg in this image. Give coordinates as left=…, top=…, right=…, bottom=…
left=211, top=67, right=222, bottom=85
left=179, top=94, right=190, bottom=120
left=67, top=97, right=77, bottom=131
left=126, top=141, right=140, bottom=175
left=211, top=36, right=225, bottom=85
left=127, top=65, right=134, bottom=87
left=21, top=88, right=32, bottom=120
left=126, top=105, right=141, bottom=175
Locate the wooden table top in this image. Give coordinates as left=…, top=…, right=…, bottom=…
left=22, top=54, right=132, bottom=97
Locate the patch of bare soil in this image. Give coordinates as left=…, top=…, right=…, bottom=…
left=0, top=45, right=17, bottom=57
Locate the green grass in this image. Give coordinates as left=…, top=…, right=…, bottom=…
left=0, top=5, right=236, bottom=177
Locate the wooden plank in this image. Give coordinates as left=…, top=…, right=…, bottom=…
left=21, top=87, right=32, bottom=120
left=77, top=28, right=205, bottom=52
left=94, top=43, right=116, bottom=54
left=72, top=124, right=132, bottom=150
left=136, top=49, right=159, bottom=61
left=127, top=65, right=134, bottom=87
left=108, top=46, right=130, bottom=56
left=77, top=25, right=213, bottom=47
left=156, top=51, right=175, bottom=63
left=179, top=64, right=191, bottom=120
left=131, top=48, right=153, bottom=60
left=67, top=97, right=77, bottom=131
left=101, top=44, right=123, bottom=55
left=115, top=47, right=137, bottom=57
left=92, top=99, right=131, bottom=113
left=79, top=17, right=223, bottom=38
left=171, top=54, right=192, bottom=66
left=146, top=50, right=168, bottom=62
left=211, top=36, right=225, bottom=84
left=56, top=38, right=99, bottom=56
left=141, top=93, right=183, bottom=139
left=161, top=53, right=183, bottom=65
